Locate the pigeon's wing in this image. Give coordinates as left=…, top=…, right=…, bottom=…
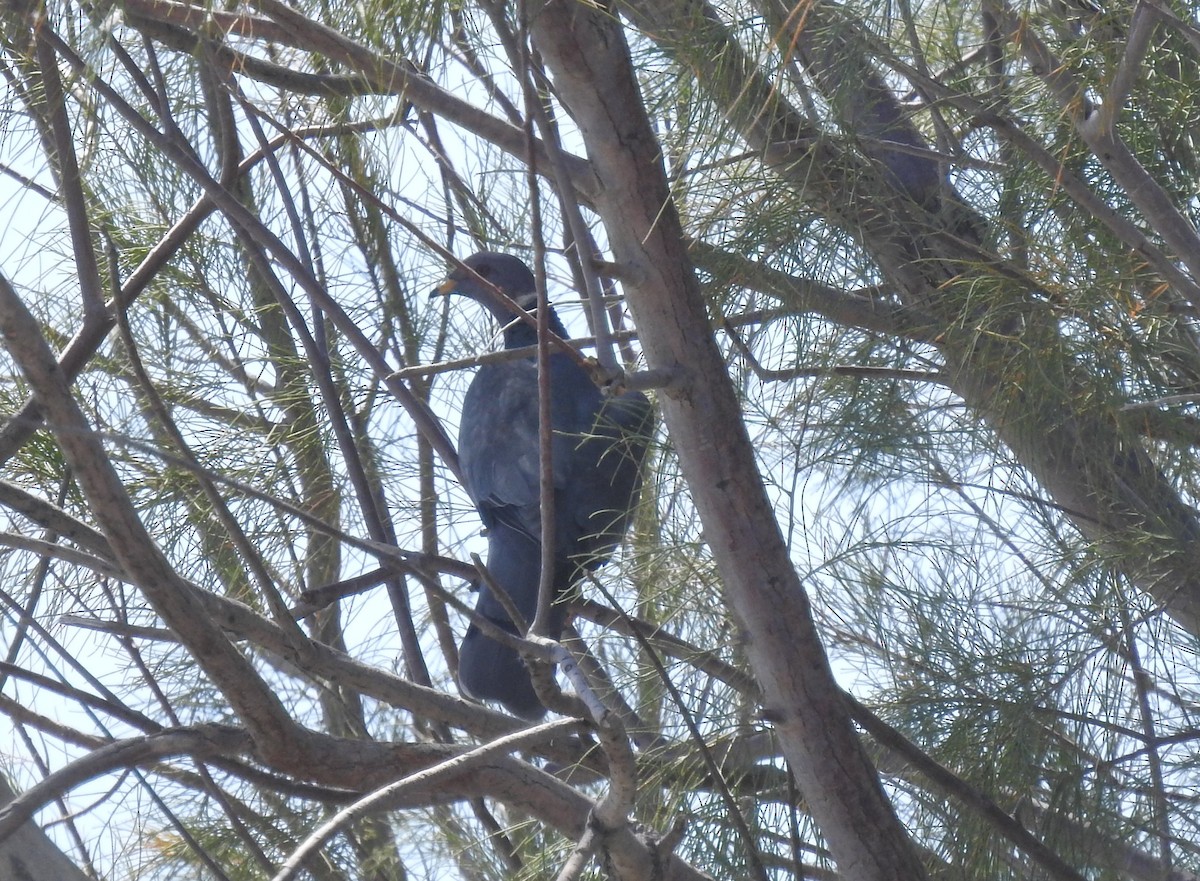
left=458, top=359, right=548, bottom=540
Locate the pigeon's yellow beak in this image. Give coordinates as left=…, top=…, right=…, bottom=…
left=432, top=275, right=460, bottom=297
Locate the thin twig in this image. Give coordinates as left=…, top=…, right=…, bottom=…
left=1122, top=393, right=1200, bottom=412
left=389, top=329, right=639, bottom=381
left=1116, top=599, right=1174, bottom=872
left=724, top=322, right=945, bottom=385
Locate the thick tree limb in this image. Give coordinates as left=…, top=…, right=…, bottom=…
left=529, top=3, right=931, bottom=878
left=0, top=777, right=91, bottom=881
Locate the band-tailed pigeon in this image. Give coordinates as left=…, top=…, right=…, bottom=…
left=436, top=252, right=651, bottom=717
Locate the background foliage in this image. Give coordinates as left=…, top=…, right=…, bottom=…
left=1, top=0, right=1200, bottom=878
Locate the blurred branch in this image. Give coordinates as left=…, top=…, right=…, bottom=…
left=0, top=725, right=253, bottom=843
left=0, top=778, right=91, bottom=881
left=986, top=0, right=1200, bottom=294
left=31, top=29, right=107, bottom=322
left=1101, top=0, right=1155, bottom=133
left=689, top=241, right=942, bottom=344
left=806, top=12, right=1200, bottom=305
left=0, top=532, right=122, bottom=580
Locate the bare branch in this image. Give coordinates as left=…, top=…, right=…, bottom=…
left=0, top=725, right=253, bottom=843
left=529, top=5, right=930, bottom=878
left=272, top=718, right=582, bottom=881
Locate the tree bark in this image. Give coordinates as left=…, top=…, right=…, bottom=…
left=531, top=2, right=930, bottom=878
left=0, top=778, right=91, bottom=881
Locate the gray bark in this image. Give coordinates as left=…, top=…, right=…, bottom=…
left=531, top=3, right=932, bottom=878
left=0, top=778, right=91, bottom=881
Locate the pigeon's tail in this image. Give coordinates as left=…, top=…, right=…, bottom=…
left=458, top=618, right=545, bottom=719
left=457, top=521, right=567, bottom=718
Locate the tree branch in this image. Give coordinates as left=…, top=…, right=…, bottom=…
left=530, top=3, right=932, bottom=878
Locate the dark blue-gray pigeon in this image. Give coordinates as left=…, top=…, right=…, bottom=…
left=436, top=252, right=651, bottom=717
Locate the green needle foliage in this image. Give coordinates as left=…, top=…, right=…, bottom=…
left=1, top=0, right=1200, bottom=878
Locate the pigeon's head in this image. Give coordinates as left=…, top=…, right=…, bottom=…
left=435, top=252, right=536, bottom=321
left=434, top=252, right=568, bottom=348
